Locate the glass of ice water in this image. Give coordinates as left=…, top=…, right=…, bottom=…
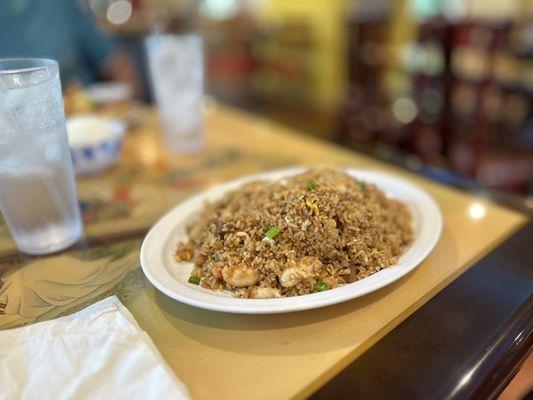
left=146, top=33, right=204, bottom=153
left=0, top=58, right=83, bottom=255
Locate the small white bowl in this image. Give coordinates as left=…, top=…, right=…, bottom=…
left=67, top=115, right=126, bottom=176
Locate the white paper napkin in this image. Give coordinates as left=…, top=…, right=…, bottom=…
left=0, top=296, right=190, bottom=400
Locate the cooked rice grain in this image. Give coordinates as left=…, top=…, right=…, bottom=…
left=175, top=168, right=413, bottom=298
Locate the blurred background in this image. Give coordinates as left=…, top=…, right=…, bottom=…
left=2, top=0, right=532, bottom=193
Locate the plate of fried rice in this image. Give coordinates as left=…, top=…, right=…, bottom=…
left=140, top=167, right=442, bottom=314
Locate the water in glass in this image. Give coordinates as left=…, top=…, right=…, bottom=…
left=0, top=59, right=82, bottom=254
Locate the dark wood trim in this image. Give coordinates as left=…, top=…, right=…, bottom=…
left=311, top=221, right=533, bottom=399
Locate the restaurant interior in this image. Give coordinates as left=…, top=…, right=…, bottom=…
left=0, top=0, right=531, bottom=399
left=61, top=0, right=533, bottom=194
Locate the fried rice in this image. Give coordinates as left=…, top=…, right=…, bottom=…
left=175, top=168, right=413, bottom=298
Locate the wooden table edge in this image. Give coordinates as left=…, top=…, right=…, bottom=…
left=299, top=217, right=530, bottom=400
left=309, top=188, right=531, bottom=400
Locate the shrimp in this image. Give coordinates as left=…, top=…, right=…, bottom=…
left=222, top=264, right=259, bottom=287
left=279, top=256, right=322, bottom=287
left=250, top=287, right=281, bottom=299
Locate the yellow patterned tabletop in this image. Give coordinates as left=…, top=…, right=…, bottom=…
left=0, top=104, right=527, bottom=400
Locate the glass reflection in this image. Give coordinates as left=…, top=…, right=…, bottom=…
left=468, top=203, right=486, bottom=220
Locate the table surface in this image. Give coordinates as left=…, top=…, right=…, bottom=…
left=0, top=104, right=529, bottom=400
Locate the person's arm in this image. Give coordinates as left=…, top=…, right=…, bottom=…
left=73, top=0, right=142, bottom=98
left=100, top=50, right=143, bottom=99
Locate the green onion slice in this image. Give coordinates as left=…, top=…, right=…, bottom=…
left=265, top=226, right=280, bottom=239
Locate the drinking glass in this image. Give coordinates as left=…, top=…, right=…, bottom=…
left=146, top=33, right=204, bottom=153
left=0, top=58, right=83, bottom=254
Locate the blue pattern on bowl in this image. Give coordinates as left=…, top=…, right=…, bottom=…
left=69, top=122, right=125, bottom=176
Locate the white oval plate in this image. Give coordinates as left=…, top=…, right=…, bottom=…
left=140, top=167, right=442, bottom=314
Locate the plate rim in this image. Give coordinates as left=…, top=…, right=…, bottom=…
left=140, top=167, right=442, bottom=314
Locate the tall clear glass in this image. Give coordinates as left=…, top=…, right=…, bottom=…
left=146, top=33, right=204, bottom=153
left=0, top=59, right=82, bottom=254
